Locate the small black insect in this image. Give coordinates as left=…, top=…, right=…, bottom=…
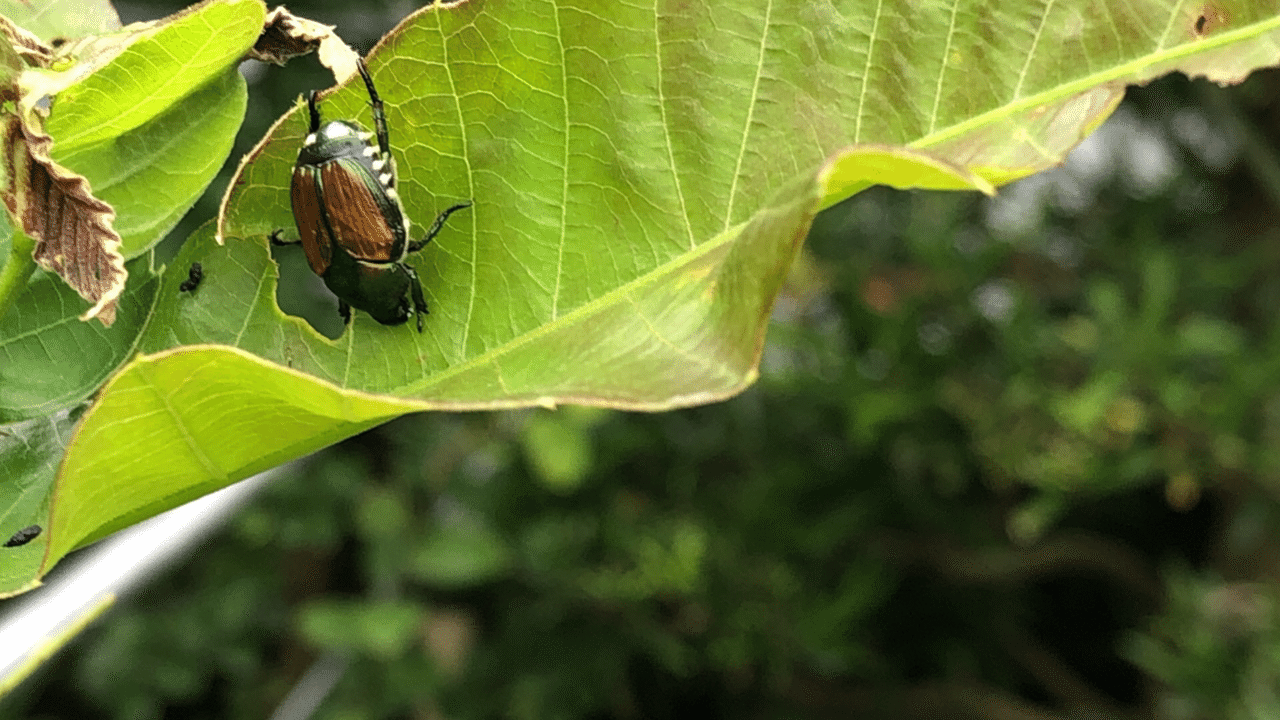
left=4, top=524, right=42, bottom=547
left=179, top=262, right=203, bottom=293
left=270, top=57, right=470, bottom=332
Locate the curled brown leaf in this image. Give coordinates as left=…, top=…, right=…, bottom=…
left=2, top=112, right=125, bottom=325
left=249, top=7, right=358, bottom=82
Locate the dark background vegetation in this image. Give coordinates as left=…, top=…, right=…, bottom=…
left=6, top=2, right=1280, bottom=718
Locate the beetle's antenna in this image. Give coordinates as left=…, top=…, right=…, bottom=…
left=408, top=202, right=473, bottom=253
left=356, top=58, right=390, bottom=159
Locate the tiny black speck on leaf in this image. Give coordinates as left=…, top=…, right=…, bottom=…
left=179, top=262, right=204, bottom=294
left=4, top=525, right=42, bottom=547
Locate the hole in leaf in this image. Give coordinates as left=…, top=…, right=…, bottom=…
left=270, top=242, right=347, bottom=340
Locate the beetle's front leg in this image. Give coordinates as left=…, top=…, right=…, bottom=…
left=407, top=202, right=473, bottom=253
left=402, top=264, right=429, bottom=333
left=338, top=299, right=352, bottom=326
left=404, top=263, right=430, bottom=330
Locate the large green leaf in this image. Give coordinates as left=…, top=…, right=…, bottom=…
left=7, top=0, right=1280, bottom=591
left=39, top=0, right=263, bottom=153
left=53, top=67, right=247, bottom=257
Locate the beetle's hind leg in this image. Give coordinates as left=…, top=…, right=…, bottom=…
left=408, top=202, right=473, bottom=253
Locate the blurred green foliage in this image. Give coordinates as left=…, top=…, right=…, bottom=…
left=5, top=2, right=1280, bottom=717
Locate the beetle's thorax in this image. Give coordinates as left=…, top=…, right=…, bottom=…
left=297, top=120, right=380, bottom=167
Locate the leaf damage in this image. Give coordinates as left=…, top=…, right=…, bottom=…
left=1191, top=5, right=1231, bottom=38
left=249, top=7, right=359, bottom=82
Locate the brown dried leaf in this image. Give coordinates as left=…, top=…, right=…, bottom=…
left=249, top=7, right=358, bottom=82
left=0, top=16, right=54, bottom=70
left=2, top=111, right=125, bottom=325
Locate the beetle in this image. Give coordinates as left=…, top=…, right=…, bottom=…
left=178, top=262, right=203, bottom=293
left=271, top=58, right=470, bottom=332
left=4, top=524, right=42, bottom=548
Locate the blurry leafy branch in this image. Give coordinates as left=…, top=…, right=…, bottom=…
left=0, top=0, right=1277, bottom=662
left=0, top=0, right=1280, bottom=717
left=13, top=71, right=1280, bottom=714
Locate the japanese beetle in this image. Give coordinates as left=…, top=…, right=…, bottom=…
left=178, top=262, right=203, bottom=293
left=272, top=58, right=470, bottom=332
left=4, top=524, right=41, bottom=547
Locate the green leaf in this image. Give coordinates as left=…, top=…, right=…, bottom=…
left=47, top=345, right=409, bottom=559
left=521, top=412, right=594, bottom=492
left=10, top=0, right=1280, bottom=591
left=1177, top=314, right=1245, bottom=358
left=0, top=412, right=78, bottom=597
left=296, top=599, right=425, bottom=658
left=53, top=67, right=248, bottom=257
left=409, top=517, right=513, bottom=589
left=0, top=257, right=159, bottom=422
left=40, top=0, right=264, bottom=153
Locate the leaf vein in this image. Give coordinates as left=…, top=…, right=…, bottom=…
left=1014, top=0, right=1056, bottom=99
left=654, top=7, right=695, bottom=250
left=929, top=0, right=962, bottom=135
left=724, top=0, right=774, bottom=231
left=551, top=2, right=570, bottom=320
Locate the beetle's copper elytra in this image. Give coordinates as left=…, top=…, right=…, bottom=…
left=271, top=58, right=470, bottom=332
